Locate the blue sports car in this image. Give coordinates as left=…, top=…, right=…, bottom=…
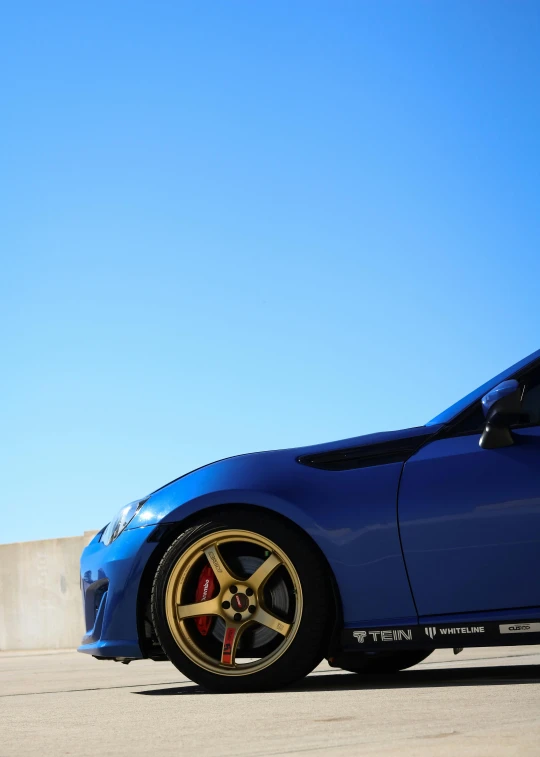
left=79, top=350, right=540, bottom=692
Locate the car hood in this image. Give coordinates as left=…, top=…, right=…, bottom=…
left=150, top=424, right=441, bottom=496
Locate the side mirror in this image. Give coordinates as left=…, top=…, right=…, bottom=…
left=479, top=379, right=522, bottom=449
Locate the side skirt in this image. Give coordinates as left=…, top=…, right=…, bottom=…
left=342, top=619, right=540, bottom=651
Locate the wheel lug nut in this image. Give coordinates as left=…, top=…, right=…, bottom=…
left=246, top=588, right=254, bottom=596
left=222, top=601, right=230, bottom=609
left=234, top=613, right=242, bottom=622
left=230, top=585, right=238, bottom=594
left=248, top=605, right=256, bottom=614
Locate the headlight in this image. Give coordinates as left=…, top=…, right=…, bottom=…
left=101, top=498, right=148, bottom=546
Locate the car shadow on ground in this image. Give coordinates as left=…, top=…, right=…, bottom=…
left=135, top=664, right=540, bottom=697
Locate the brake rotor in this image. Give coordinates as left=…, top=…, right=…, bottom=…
left=216, top=554, right=290, bottom=651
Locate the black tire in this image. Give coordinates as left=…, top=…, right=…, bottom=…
left=338, top=649, right=432, bottom=674
left=151, top=508, right=334, bottom=693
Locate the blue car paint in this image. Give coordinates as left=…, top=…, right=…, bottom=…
left=419, top=606, right=540, bottom=626
left=79, top=427, right=433, bottom=659
left=79, top=350, right=540, bottom=660
left=80, top=525, right=159, bottom=658
left=131, top=428, right=434, bottom=626
left=399, top=426, right=540, bottom=616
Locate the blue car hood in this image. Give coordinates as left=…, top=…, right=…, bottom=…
left=150, top=424, right=440, bottom=496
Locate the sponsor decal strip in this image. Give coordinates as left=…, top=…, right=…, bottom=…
left=343, top=620, right=540, bottom=649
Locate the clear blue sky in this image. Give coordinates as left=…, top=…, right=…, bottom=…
left=1, top=1, right=539, bottom=543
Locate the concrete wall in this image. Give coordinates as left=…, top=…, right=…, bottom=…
left=0, top=531, right=98, bottom=651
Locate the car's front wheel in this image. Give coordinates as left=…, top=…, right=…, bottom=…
left=151, top=508, right=333, bottom=693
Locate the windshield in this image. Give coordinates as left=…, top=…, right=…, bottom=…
left=426, top=349, right=540, bottom=426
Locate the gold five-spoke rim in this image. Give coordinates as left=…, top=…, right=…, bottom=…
left=165, top=529, right=303, bottom=676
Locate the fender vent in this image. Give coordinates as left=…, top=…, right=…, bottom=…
left=297, top=434, right=432, bottom=471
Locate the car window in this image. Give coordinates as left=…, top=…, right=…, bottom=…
left=445, top=402, right=485, bottom=436
left=521, top=376, right=540, bottom=426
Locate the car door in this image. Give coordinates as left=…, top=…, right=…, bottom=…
left=398, top=369, right=540, bottom=617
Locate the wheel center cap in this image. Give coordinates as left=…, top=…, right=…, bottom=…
left=231, top=593, right=249, bottom=612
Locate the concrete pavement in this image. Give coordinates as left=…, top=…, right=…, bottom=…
left=1, top=646, right=539, bottom=756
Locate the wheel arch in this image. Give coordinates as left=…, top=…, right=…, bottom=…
left=136, top=502, right=343, bottom=660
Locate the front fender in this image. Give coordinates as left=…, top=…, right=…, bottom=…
left=128, top=448, right=418, bottom=626
left=128, top=450, right=324, bottom=544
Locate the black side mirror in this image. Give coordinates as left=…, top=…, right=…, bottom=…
left=479, top=380, right=522, bottom=450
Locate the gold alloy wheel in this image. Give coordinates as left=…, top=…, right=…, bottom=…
left=164, top=529, right=303, bottom=676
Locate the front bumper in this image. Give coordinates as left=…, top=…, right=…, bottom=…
left=78, top=524, right=159, bottom=659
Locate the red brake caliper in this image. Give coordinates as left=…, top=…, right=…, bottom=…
left=194, top=564, right=218, bottom=635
